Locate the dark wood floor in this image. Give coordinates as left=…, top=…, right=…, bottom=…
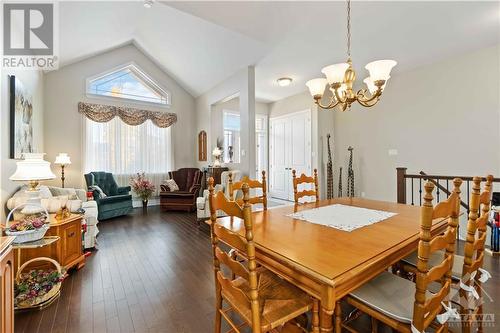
left=15, top=207, right=499, bottom=333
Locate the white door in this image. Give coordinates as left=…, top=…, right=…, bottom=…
left=269, top=117, right=289, bottom=200
left=270, top=110, right=312, bottom=201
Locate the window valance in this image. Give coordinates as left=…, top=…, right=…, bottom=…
left=78, top=102, right=177, bottom=128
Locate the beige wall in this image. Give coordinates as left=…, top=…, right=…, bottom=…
left=43, top=44, right=196, bottom=189
left=333, top=45, right=500, bottom=203
left=0, top=69, right=45, bottom=218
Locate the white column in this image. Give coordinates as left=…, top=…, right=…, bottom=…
left=239, top=66, right=256, bottom=178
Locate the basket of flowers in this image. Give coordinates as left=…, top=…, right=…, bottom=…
left=15, top=257, right=64, bottom=309
left=5, top=204, right=50, bottom=244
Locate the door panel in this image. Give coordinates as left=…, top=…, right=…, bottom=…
left=270, top=119, right=289, bottom=200
left=62, top=222, right=80, bottom=265
left=270, top=110, right=312, bottom=201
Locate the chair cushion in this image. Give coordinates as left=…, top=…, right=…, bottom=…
left=349, top=271, right=432, bottom=324
left=97, top=194, right=132, bottom=204
left=223, top=268, right=311, bottom=331
left=196, top=197, right=206, bottom=210
left=402, top=250, right=464, bottom=280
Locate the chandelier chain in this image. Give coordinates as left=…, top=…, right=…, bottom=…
left=347, top=0, right=351, bottom=58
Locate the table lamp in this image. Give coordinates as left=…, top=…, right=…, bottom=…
left=9, top=153, right=56, bottom=214
left=54, top=153, right=71, bottom=188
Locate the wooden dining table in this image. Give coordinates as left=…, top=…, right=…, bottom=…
left=215, top=197, right=450, bottom=332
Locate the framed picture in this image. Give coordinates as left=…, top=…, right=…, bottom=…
left=9, top=76, right=34, bottom=159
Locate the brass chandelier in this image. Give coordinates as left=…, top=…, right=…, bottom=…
left=306, top=0, right=397, bottom=111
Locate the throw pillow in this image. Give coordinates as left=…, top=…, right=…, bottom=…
left=90, top=185, right=107, bottom=198
left=164, top=179, right=179, bottom=191
left=49, top=187, right=78, bottom=200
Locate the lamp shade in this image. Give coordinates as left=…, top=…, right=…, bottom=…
left=55, top=153, right=71, bottom=165
left=365, top=60, right=397, bottom=81
left=9, top=153, right=56, bottom=182
left=306, top=78, right=327, bottom=97
left=363, top=76, right=389, bottom=94
left=321, top=63, right=350, bottom=84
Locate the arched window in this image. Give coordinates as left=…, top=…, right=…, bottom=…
left=86, top=62, right=171, bottom=106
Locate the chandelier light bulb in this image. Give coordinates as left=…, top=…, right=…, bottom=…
left=365, top=60, right=397, bottom=81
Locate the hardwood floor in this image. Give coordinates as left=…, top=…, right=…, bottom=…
left=14, top=207, right=499, bottom=333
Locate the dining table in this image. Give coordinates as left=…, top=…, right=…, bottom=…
left=215, top=197, right=450, bottom=332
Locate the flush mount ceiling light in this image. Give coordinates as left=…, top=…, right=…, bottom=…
left=143, top=0, right=154, bottom=9
left=306, top=0, right=397, bottom=111
left=277, top=77, right=293, bottom=87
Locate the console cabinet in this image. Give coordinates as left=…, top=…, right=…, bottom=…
left=14, top=214, right=85, bottom=275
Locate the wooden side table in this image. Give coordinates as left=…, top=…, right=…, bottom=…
left=0, top=236, right=15, bottom=333
left=14, top=214, right=85, bottom=275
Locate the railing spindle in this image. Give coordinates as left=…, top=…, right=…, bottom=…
left=446, top=179, right=449, bottom=198
left=419, top=179, right=422, bottom=206
left=436, top=179, right=440, bottom=202
left=411, top=178, right=414, bottom=205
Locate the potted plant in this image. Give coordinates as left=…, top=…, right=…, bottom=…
left=130, top=172, right=156, bottom=209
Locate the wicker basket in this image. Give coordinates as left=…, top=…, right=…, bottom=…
left=15, top=257, right=63, bottom=309
left=4, top=204, right=50, bottom=244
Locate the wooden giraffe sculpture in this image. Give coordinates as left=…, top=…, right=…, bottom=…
left=326, top=134, right=334, bottom=199
left=347, top=146, right=354, bottom=197
left=338, top=167, right=343, bottom=197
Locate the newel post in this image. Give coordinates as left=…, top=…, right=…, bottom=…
left=396, top=167, right=407, bottom=204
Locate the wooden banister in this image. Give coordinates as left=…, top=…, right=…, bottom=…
left=419, top=171, right=470, bottom=211
left=396, top=167, right=499, bottom=209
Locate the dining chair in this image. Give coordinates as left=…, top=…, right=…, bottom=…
left=208, top=177, right=318, bottom=333
left=229, top=171, right=268, bottom=210
left=400, top=176, right=493, bottom=333
left=292, top=169, right=319, bottom=204
left=336, top=179, right=462, bottom=333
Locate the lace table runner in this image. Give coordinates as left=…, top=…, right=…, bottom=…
left=287, top=204, right=397, bottom=232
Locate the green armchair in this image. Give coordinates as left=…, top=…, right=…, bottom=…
left=84, top=172, right=133, bottom=220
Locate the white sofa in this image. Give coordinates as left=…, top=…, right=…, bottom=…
left=7, top=185, right=99, bottom=249
left=196, top=170, right=242, bottom=222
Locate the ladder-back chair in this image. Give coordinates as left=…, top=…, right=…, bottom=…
left=461, top=175, right=494, bottom=333
left=292, top=169, right=319, bottom=204
left=208, top=178, right=317, bottom=333
left=229, top=171, right=267, bottom=210
left=337, top=179, right=462, bottom=333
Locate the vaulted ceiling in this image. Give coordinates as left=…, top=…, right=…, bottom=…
left=59, top=1, right=499, bottom=102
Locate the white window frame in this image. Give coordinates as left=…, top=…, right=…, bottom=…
left=85, top=61, right=171, bottom=108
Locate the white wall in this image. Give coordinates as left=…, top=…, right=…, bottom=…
left=333, top=45, right=500, bottom=203
left=0, top=69, right=45, bottom=218
left=43, top=44, right=196, bottom=189
left=195, top=66, right=256, bottom=177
